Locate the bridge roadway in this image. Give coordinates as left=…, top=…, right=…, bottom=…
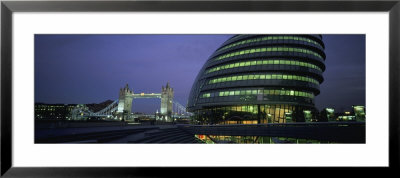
left=178, top=122, right=366, bottom=143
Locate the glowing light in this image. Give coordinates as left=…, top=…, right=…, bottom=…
left=325, top=108, right=333, bottom=111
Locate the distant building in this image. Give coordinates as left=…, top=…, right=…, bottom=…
left=35, top=103, right=76, bottom=120
left=337, top=115, right=356, bottom=121
left=332, top=106, right=365, bottom=122
left=35, top=100, right=117, bottom=120
left=352, top=105, right=366, bottom=122
left=336, top=110, right=356, bottom=121
left=320, top=108, right=335, bottom=122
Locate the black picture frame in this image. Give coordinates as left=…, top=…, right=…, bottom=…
left=1, top=0, right=399, bottom=177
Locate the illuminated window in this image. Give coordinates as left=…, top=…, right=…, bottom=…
left=206, top=59, right=322, bottom=74
left=208, top=73, right=319, bottom=85
left=246, top=90, right=252, bottom=95
left=252, top=90, right=257, bottom=95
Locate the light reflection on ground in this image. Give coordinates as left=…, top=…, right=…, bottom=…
left=195, top=134, right=334, bottom=144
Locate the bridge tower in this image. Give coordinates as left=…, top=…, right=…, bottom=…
left=160, top=82, right=174, bottom=122
left=116, top=84, right=133, bottom=120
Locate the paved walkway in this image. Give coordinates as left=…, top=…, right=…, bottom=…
left=35, top=124, right=166, bottom=139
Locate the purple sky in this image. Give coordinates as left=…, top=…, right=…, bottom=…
left=35, top=34, right=365, bottom=113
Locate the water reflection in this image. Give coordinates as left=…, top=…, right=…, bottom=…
left=195, top=134, right=334, bottom=144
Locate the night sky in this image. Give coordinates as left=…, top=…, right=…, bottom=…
left=35, top=34, right=365, bottom=113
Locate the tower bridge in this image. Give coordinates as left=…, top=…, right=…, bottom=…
left=116, top=82, right=174, bottom=121
left=70, top=82, right=192, bottom=122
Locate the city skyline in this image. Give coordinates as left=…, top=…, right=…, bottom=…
left=35, top=34, right=365, bottom=113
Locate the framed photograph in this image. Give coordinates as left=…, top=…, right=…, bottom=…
left=1, top=0, right=399, bottom=177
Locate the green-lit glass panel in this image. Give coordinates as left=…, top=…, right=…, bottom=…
left=207, top=72, right=319, bottom=85
left=246, top=90, right=252, bottom=95
left=280, top=90, right=285, bottom=95
left=250, top=90, right=256, bottom=95
left=205, top=58, right=323, bottom=74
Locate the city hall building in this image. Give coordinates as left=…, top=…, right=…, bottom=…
left=187, top=35, right=326, bottom=124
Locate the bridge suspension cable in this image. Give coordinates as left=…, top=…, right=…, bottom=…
left=173, top=101, right=193, bottom=116
left=93, top=100, right=119, bottom=116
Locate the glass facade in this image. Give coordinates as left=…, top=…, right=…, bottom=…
left=206, top=59, right=322, bottom=74
left=214, top=46, right=324, bottom=61
left=192, top=104, right=315, bottom=124
left=187, top=35, right=325, bottom=124
left=200, top=89, right=314, bottom=99
left=208, top=74, right=319, bottom=85
left=217, top=35, right=324, bottom=52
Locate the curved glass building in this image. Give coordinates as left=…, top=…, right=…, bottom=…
left=187, top=35, right=326, bottom=124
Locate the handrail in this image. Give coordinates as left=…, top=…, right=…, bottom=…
left=178, top=122, right=365, bottom=128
